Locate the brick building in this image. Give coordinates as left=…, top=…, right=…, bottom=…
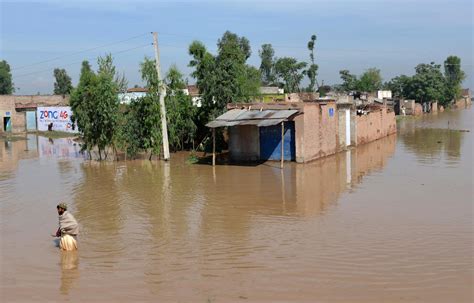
left=0, top=95, right=69, bottom=133
left=207, top=98, right=396, bottom=164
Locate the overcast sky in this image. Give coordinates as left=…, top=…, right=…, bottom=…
left=1, top=0, right=472, bottom=95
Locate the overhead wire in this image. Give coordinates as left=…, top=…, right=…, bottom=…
left=14, top=43, right=152, bottom=79
left=11, top=32, right=150, bottom=71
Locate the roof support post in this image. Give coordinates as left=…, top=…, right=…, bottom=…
left=280, top=121, right=284, bottom=169
left=212, top=128, right=216, bottom=166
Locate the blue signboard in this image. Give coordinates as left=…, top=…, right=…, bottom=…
left=329, top=108, right=334, bottom=117
left=5, top=111, right=11, bottom=116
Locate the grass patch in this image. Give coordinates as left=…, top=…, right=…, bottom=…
left=186, top=152, right=200, bottom=164
left=0, top=133, right=27, bottom=141
left=30, top=130, right=78, bottom=139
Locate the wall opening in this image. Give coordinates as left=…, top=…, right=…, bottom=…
left=3, top=117, right=12, bottom=132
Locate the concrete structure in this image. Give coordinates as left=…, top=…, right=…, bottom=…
left=377, top=90, right=392, bottom=99
left=207, top=96, right=396, bottom=164
left=260, top=86, right=284, bottom=95
left=0, top=95, right=69, bottom=133
left=183, top=85, right=202, bottom=107
left=455, top=88, right=472, bottom=108
left=354, top=105, right=397, bottom=145
left=118, top=87, right=148, bottom=104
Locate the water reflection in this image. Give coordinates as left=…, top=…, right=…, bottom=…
left=0, top=135, right=38, bottom=177
left=59, top=251, right=79, bottom=295
left=401, top=128, right=463, bottom=163
left=293, top=134, right=397, bottom=216
left=72, top=162, right=126, bottom=267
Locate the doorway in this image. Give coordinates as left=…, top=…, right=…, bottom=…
left=3, top=117, right=12, bottom=132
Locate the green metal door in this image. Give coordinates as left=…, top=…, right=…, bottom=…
left=26, top=111, right=37, bottom=130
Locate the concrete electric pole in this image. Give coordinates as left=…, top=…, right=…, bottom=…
left=152, top=32, right=170, bottom=161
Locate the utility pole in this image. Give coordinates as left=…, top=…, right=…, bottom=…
left=152, top=32, right=170, bottom=161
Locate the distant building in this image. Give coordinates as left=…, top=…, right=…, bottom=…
left=259, top=86, right=284, bottom=95
left=183, top=85, right=202, bottom=107
left=377, top=90, right=392, bottom=100
left=0, top=95, right=70, bottom=133
left=455, top=88, right=473, bottom=108
left=206, top=94, right=396, bottom=164
left=118, top=87, right=148, bottom=104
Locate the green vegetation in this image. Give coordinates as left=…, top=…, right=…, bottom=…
left=189, top=31, right=261, bottom=143
left=274, top=57, right=307, bottom=93
left=70, top=56, right=120, bottom=160
left=53, top=68, right=73, bottom=95
left=0, top=60, right=14, bottom=95
left=383, top=56, right=466, bottom=107
left=61, top=31, right=466, bottom=162
left=259, top=44, right=276, bottom=85
left=338, top=68, right=382, bottom=92
left=306, top=34, right=319, bottom=92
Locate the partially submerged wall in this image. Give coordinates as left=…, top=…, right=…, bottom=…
left=228, top=125, right=260, bottom=162
left=355, top=107, right=396, bottom=145
left=299, top=102, right=338, bottom=163
left=0, top=95, right=69, bottom=133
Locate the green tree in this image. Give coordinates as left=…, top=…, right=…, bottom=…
left=70, top=61, right=96, bottom=155
left=0, top=60, right=14, bottom=94
left=444, top=55, right=465, bottom=103
left=135, top=57, right=163, bottom=159
left=358, top=68, right=382, bottom=92
left=259, top=44, right=276, bottom=85
left=165, top=65, right=196, bottom=151
left=214, top=31, right=259, bottom=105
left=69, top=56, right=121, bottom=160
left=383, top=75, right=412, bottom=98
left=339, top=69, right=358, bottom=92
left=306, top=34, right=319, bottom=92
left=274, top=57, right=307, bottom=93
left=53, top=68, right=73, bottom=95
left=188, top=31, right=260, bottom=124
left=410, top=62, right=447, bottom=105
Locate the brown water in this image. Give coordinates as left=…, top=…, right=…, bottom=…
left=1, top=109, right=472, bottom=302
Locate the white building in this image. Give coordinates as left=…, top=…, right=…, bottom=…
left=118, top=87, right=148, bottom=104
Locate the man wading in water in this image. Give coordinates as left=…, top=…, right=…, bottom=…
left=53, top=203, right=79, bottom=251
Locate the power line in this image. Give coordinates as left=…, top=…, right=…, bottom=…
left=12, top=32, right=149, bottom=71
left=13, top=43, right=151, bottom=79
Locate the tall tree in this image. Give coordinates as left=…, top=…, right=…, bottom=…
left=410, top=62, right=447, bottom=105
left=339, top=70, right=358, bottom=92
left=0, top=60, right=14, bottom=94
left=188, top=31, right=260, bottom=124
left=383, top=75, right=412, bottom=98
left=306, top=34, right=319, bottom=92
left=53, top=68, right=73, bottom=95
left=444, top=55, right=465, bottom=102
left=358, top=68, right=382, bottom=92
left=135, top=57, right=164, bottom=159
left=214, top=31, right=259, bottom=106
left=259, top=44, right=276, bottom=85
left=70, top=61, right=96, bottom=154
left=274, top=57, right=307, bottom=93
left=165, top=65, right=196, bottom=151
left=69, top=56, right=120, bottom=160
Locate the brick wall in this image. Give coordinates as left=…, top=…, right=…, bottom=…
left=413, top=103, right=423, bottom=116
left=300, top=102, right=338, bottom=162
left=229, top=125, right=260, bottom=161
left=0, top=95, right=69, bottom=133
left=431, top=102, right=438, bottom=113
left=355, top=107, right=396, bottom=145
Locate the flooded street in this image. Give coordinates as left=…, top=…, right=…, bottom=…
left=1, top=108, right=472, bottom=302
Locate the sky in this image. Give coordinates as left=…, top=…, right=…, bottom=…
left=0, top=0, right=472, bottom=95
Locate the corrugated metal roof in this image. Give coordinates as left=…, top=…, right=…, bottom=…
left=206, top=109, right=298, bottom=128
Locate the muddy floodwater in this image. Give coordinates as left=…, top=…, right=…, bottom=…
left=1, top=108, right=472, bottom=302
